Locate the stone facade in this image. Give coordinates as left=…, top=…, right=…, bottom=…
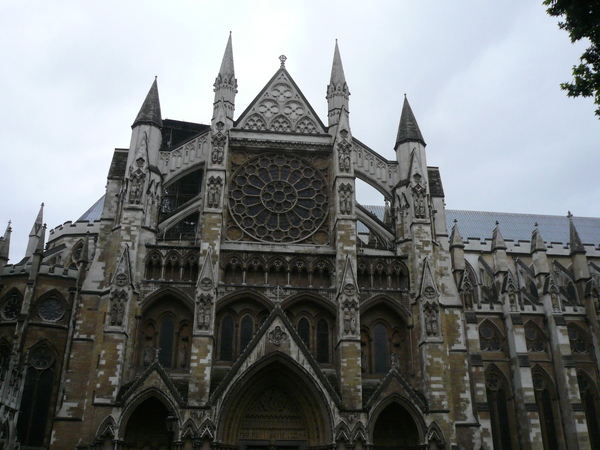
left=0, top=36, right=599, bottom=449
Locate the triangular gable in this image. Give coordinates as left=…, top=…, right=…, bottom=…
left=209, top=305, right=341, bottom=407
left=112, top=245, right=133, bottom=289
left=365, top=368, right=428, bottom=413
left=116, top=361, right=185, bottom=406
left=419, top=258, right=438, bottom=301
left=234, top=68, right=327, bottom=135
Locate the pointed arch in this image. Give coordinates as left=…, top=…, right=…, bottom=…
left=485, top=365, right=517, bottom=449
left=145, top=251, right=163, bottom=280
left=216, top=353, right=334, bottom=446
left=459, top=261, right=478, bottom=309
left=478, top=319, right=505, bottom=352
left=368, top=394, right=426, bottom=447
left=140, top=286, right=194, bottom=312
left=66, top=238, right=86, bottom=270
left=0, top=287, right=23, bottom=321
left=94, top=415, right=116, bottom=445
left=524, top=320, right=547, bottom=353
left=531, top=365, right=564, bottom=448
left=577, top=370, right=600, bottom=447
left=568, top=322, right=590, bottom=353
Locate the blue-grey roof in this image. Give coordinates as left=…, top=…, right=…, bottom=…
left=359, top=206, right=600, bottom=246
left=446, top=210, right=600, bottom=246
left=78, top=195, right=104, bottom=222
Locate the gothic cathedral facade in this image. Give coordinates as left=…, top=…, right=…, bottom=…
left=1, top=36, right=600, bottom=449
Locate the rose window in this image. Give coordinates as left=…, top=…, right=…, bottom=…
left=229, top=154, right=328, bottom=243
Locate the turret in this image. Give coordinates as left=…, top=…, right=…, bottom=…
left=568, top=212, right=589, bottom=282
left=212, top=33, right=237, bottom=127
left=25, top=203, right=44, bottom=258
left=124, top=78, right=163, bottom=211
left=0, top=221, right=11, bottom=267
left=491, top=221, right=508, bottom=274
left=327, top=40, right=350, bottom=132
left=530, top=223, right=549, bottom=276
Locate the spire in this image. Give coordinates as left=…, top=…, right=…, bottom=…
left=530, top=223, right=547, bottom=253
left=132, top=77, right=162, bottom=128
left=25, top=203, right=44, bottom=257
left=395, top=95, right=425, bottom=148
left=491, top=221, right=508, bottom=274
left=0, top=221, right=12, bottom=265
left=213, top=33, right=237, bottom=123
left=327, top=40, right=350, bottom=128
left=568, top=212, right=585, bottom=255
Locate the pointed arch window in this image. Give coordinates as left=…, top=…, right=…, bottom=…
left=220, top=314, right=234, bottom=361
left=578, top=373, right=600, bottom=448
left=298, top=317, right=310, bottom=347
left=316, top=318, right=329, bottom=363
left=158, top=316, right=175, bottom=367
left=525, top=323, right=546, bottom=352
left=1, top=292, right=22, bottom=321
left=240, top=315, right=254, bottom=351
left=533, top=371, right=562, bottom=448
left=145, top=253, right=163, bottom=280
left=17, top=346, right=56, bottom=447
left=479, top=322, right=503, bottom=352
left=568, top=323, right=589, bottom=353
left=374, top=323, right=389, bottom=374
left=0, top=341, right=10, bottom=382
left=485, top=369, right=515, bottom=450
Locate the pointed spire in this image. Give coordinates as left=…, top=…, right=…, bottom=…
left=449, top=220, right=465, bottom=249
left=0, top=221, right=12, bottom=265
left=530, top=223, right=547, bottom=253
left=491, top=221, right=507, bottom=251
left=132, top=77, right=162, bottom=128
left=25, top=203, right=44, bottom=257
left=213, top=33, right=237, bottom=123
left=217, top=32, right=235, bottom=82
left=568, top=212, right=585, bottom=255
left=329, top=40, right=347, bottom=88
left=395, top=95, right=425, bottom=148
left=327, top=40, right=350, bottom=128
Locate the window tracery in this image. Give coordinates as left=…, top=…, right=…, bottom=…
left=228, top=154, right=328, bottom=243
left=525, top=322, right=547, bottom=353
left=568, top=323, right=589, bottom=353
left=1, top=292, right=22, bottom=321
left=479, top=321, right=503, bottom=352
left=485, top=368, right=516, bottom=449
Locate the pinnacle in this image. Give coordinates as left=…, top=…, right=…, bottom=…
left=132, top=78, right=162, bottom=128
left=396, top=95, right=425, bottom=148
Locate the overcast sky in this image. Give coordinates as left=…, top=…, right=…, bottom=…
left=1, top=1, right=598, bottom=261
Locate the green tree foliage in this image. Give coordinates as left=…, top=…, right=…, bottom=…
left=544, top=0, right=600, bottom=116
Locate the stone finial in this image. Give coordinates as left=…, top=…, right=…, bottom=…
left=132, top=78, right=162, bottom=128
left=279, top=55, right=287, bottom=68
left=395, top=95, right=425, bottom=148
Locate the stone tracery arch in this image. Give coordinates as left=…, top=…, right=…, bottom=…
left=216, top=354, right=334, bottom=447
left=368, top=394, right=426, bottom=448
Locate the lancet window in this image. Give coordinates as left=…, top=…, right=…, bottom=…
left=524, top=322, right=547, bottom=353
left=568, top=323, right=589, bottom=354
left=578, top=372, right=600, bottom=448
left=533, top=370, right=563, bottom=448
left=485, top=368, right=516, bottom=450
left=479, top=321, right=503, bottom=352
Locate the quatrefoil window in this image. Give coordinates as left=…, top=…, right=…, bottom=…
left=229, top=154, right=328, bottom=243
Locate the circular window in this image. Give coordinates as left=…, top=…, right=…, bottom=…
left=2, top=295, right=21, bottom=320
left=38, top=296, right=65, bottom=322
left=228, top=154, right=328, bottom=243
left=29, top=347, right=54, bottom=370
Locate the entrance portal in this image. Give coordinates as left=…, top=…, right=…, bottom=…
left=372, top=402, right=421, bottom=450
left=218, top=359, right=331, bottom=448
left=123, top=397, right=171, bottom=449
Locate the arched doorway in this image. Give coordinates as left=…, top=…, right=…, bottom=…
left=123, top=397, right=173, bottom=449
left=372, top=402, right=422, bottom=450
left=218, top=358, right=332, bottom=449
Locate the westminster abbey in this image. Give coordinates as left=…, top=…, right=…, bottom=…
left=1, top=36, right=600, bottom=449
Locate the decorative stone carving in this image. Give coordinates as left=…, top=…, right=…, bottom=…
left=207, top=176, right=223, bottom=208
left=109, top=290, right=127, bottom=326
left=211, top=131, right=226, bottom=165
left=412, top=174, right=427, bottom=219
left=339, top=183, right=353, bottom=215
left=268, top=326, right=287, bottom=345
left=338, top=140, right=352, bottom=172
left=424, top=302, right=439, bottom=337
left=196, top=294, right=212, bottom=331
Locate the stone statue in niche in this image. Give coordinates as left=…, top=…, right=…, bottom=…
left=462, top=288, right=474, bottom=310
left=128, top=172, right=145, bottom=205
left=412, top=174, right=426, bottom=219
left=211, top=130, right=226, bottom=164
left=207, top=176, right=222, bottom=208
left=390, top=352, right=400, bottom=370
left=339, top=183, right=353, bottom=215
left=179, top=342, right=188, bottom=368
left=424, top=303, right=439, bottom=337
left=508, top=288, right=517, bottom=311
left=109, top=291, right=126, bottom=326
left=196, top=294, right=212, bottom=330
left=338, top=141, right=351, bottom=172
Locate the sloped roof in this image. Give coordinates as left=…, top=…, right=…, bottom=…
left=78, top=195, right=104, bottom=222
left=446, top=210, right=600, bottom=246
